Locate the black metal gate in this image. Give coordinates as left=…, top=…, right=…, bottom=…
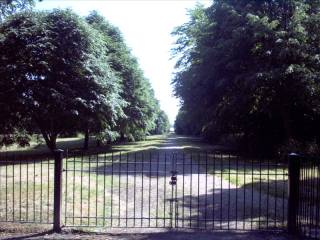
left=62, top=151, right=288, bottom=230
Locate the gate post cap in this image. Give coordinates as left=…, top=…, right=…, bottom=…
left=288, top=152, right=299, bottom=156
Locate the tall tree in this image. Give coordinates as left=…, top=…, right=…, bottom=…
left=172, top=1, right=320, bottom=156
left=0, top=9, right=124, bottom=151
left=86, top=11, right=160, bottom=141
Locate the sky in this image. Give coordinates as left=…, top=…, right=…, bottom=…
left=36, top=0, right=211, bottom=124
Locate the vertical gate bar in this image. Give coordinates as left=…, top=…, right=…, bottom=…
left=197, top=153, right=200, bottom=228
left=88, top=155, right=91, bottom=226
left=235, top=155, right=239, bottom=229
left=310, top=161, right=314, bottom=232
left=310, top=161, right=314, bottom=235
left=213, top=152, right=216, bottom=229
left=5, top=155, right=8, bottom=222
left=220, top=153, right=223, bottom=229
left=73, top=154, right=76, bottom=225
left=274, top=160, right=278, bottom=227
left=266, top=157, right=270, bottom=228
left=287, top=153, right=300, bottom=235
left=311, top=162, right=315, bottom=232
left=190, top=153, right=192, bottom=228
left=126, top=153, right=129, bottom=227
left=282, top=160, right=286, bottom=227
left=64, top=153, right=68, bottom=225
left=316, top=163, right=320, bottom=239
left=95, top=154, right=98, bottom=226
left=141, top=152, right=144, bottom=227
left=12, top=155, right=15, bottom=222
left=175, top=153, right=178, bottom=228
left=164, top=152, right=167, bottom=228
left=258, top=157, right=262, bottom=229
left=297, top=163, right=301, bottom=232
left=182, top=152, right=185, bottom=228
left=134, top=152, right=137, bottom=227
left=26, top=156, right=28, bottom=221
left=103, top=153, right=106, bottom=227
left=156, top=151, right=159, bottom=227
left=307, top=160, right=311, bottom=235
left=149, top=152, right=151, bottom=227
left=40, top=157, right=43, bottom=223
left=118, top=152, right=121, bottom=227
left=205, top=152, right=208, bottom=229
left=170, top=153, right=174, bottom=228
left=251, top=158, right=254, bottom=230
left=228, top=154, right=231, bottom=230
left=19, top=157, right=22, bottom=221
left=47, top=157, right=50, bottom=223
left=80, top=154, right=83, bottom=226
left=111, top=152, right=114, bottom=227
left=0, top=155, right=1, bottom=219
left=53, top=149, right=64, bottom=232
left=33, top=157, right=36, bottom=222
left=302, top=162, right=306, bottom=235
left=243, top=156, right=246, bottom=230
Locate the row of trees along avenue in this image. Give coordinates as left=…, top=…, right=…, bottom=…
left=172, top=0, right=320, bottom=157
left=0, top=1, right=170, bottom=151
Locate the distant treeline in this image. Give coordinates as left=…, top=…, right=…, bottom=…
left=0, top=1, right=170, bottom=151
left=172, top=0, right=320, bottom=157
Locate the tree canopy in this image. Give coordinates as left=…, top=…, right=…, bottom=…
left=172, top=0, right=320, bottom=156
left=0, top=0, right=34, bottom=22
left=0, top=9, right=170, bottom=151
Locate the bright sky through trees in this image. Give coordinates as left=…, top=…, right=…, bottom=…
left=36, top=0, right=210, bottom=124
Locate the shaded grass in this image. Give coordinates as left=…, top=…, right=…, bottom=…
left=191, top=153, right=288, bottom=199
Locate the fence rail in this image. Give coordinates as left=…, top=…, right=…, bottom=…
left=0, top=150, right=318, bottom=239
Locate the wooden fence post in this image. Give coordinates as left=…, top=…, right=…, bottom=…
left=53, top=149, right=64, bottom=233
left=288, top=153, right=301, bottom=235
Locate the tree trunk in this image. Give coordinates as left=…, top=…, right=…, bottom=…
left=120, top=132, right=125, bottom=142
left=40, top=130, right=57, bottom=152
left=83, top=128, right=89, bottom=150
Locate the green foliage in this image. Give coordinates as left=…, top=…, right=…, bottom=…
left=0, top=9, right=168, bottom=150
left=0, top=9, right=124, bottom=150
left=0, top=0, right=34, bottom=22
left=172, top=0, right=320, bottom=156
left=86, top=11, right=163, bottom=141
left=151, top=110, right=170, bottom=135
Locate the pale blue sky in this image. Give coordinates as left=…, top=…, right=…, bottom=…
left=36, top=0, right=211, bottom=124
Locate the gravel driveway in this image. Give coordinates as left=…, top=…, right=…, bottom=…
left=78, top=134, right=287, bottom=230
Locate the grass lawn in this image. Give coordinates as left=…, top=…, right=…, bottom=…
left=0, top=134, right=169, bottom=158
left=0, top=134, right=171, bottom=227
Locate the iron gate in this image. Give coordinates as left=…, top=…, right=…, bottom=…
left=62, top=151, right=288, bottom=230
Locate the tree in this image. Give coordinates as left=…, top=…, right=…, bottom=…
left=0, top=9, right=124, bottom=151
left=0, top=0, right=34, bottom=22
left=86, top=11, right=161, bottom=142
left=172, top=1, right=320, bottom=156
left=152, top=110, right=170, bottom=135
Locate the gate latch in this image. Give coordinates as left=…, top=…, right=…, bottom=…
left=169, top=171, right=178, bottom=185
